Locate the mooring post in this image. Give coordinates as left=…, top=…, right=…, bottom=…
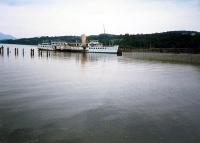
left=17, top=48, right=19, bottom=55
left=7, top=48, right=9, bottom=56
left=22, top=49, right=24, bottom=56
left=39, top=50, right=42, bottom=57
left=33, top=49, right=34, bottom=56
left=2, top=46, right=4, bottom=54
left=0, top=47, right=1, bottom=54
left=15, top=48, right=16, bottom=56
left=117, top=48, right=123, bottom=56
left=47, top=51, right=48, bottom=57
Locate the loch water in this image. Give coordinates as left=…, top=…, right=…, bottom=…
left=0, top=44, right=200, bottom=143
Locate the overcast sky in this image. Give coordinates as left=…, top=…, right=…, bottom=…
left=0, top=0, right=200, bottom=38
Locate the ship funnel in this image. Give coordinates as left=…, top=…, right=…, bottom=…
left=81, top=34, right=87, bottom=48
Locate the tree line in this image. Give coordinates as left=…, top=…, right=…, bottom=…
left=1, top=31, right=200, bottom=53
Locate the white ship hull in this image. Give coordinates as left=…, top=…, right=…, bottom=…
left=87, top=45, right=119, bottom=53
left=38, top=41, right=120, bottom=54
left=38, top=45, right=56, bottom=51
left=60, top=46, right=119, bottom=53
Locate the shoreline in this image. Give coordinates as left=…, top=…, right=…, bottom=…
left=1, top=43, right=200, bottom=55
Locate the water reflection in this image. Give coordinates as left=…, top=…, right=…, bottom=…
left=1, top=44, right=200, bottom=143
left=1, top=44, right=200, bottom=65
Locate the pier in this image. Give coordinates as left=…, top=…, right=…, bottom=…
left=0, top=46, right=53, bottom=58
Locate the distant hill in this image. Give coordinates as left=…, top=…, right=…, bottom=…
left=0, top=31, right=200, bottom=53
left=0, top=32, right=15, bottom=40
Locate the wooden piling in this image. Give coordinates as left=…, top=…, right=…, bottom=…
left=117, top=48, right=123, bottom=56
left=2, top=46, right=4, bottom=54
left=30, top=49, right=34, bottom=57
left=15, top=48, right=17, bottom=55
left=32, top=49, right=34, bottom=56
left=7, top=48, right=9, bottom=56
left=22, top=49, right=24, bottom=56
left=30, top=49, right=32, bottom=56
left=38, top=50, right=42, bottom=57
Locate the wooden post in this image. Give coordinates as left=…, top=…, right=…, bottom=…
left=7, top=48, right=9, bottom=56
left=39, top=50, right=42, bottom=57
left=2, top=46, right=4, bottom=55
left=32, top=49, right=34, bottom=56
left=117, top=48, right=123, bottom=56
left=17, top=48, right=19, bottom=55
left=15, top=48, right=17, bottom=56
left=22, top=49, right=24, bottom=56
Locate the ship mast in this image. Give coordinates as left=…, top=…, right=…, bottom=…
left=103, top=24, right=106, bottom=34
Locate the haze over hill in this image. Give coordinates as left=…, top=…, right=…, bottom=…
left=0, top=32, right=15, bottom=40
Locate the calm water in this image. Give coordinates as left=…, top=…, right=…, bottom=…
left=0, top=44, right=200, bottom=143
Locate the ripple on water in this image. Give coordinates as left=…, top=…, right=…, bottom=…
left=0, top=44, right=200, bottom=143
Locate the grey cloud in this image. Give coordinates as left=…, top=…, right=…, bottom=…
left=0, top=0, right=51, bottom=6
left=0, top=0, right=31, bottom=5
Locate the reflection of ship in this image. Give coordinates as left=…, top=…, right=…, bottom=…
left=38, top=34, right=120, bottom=54
left=37, top=50, right=118, bottom=66
left=77, top=52, right=117, bottom=65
